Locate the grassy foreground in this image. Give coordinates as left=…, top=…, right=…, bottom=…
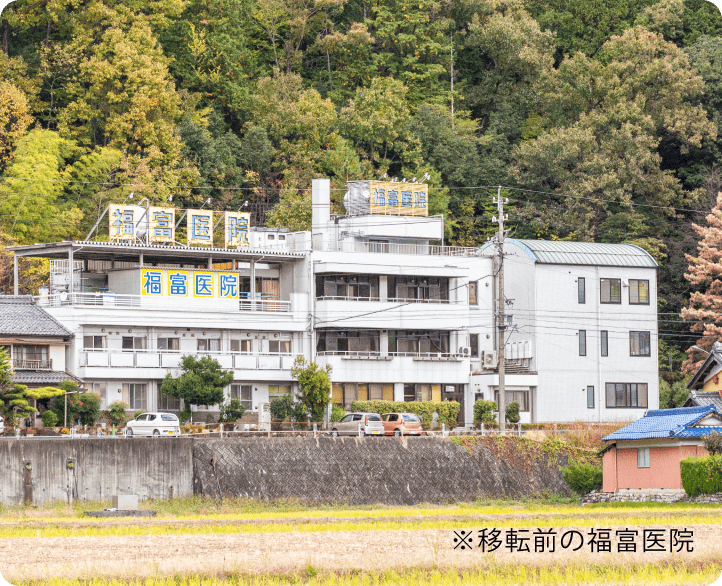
left=20, top=563, right=721, bottom=586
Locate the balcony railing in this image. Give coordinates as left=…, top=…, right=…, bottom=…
left=36, top=293, right=291, bottom=313
left=323, top=240, right=478, bottom=257
left=80, top=350, right=295, bottom=370
left=13, top=359, right=53, bottom=370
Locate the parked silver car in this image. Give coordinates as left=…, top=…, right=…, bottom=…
left=331, top=412, right=384, bottom=437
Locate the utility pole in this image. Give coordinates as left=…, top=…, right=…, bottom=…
left=493, top=186, right=508, bottom=432
left=450, top=32, right=455, bottom=130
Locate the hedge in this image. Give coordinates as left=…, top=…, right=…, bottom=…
left=563, top=461, right=603, bottom=494
left=680, top=455, right=722, bottom=497
left=348, top=400, right=461, bottom=425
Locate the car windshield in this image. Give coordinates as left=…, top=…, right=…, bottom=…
left=402, top=414, right=419, bottom=422
left=136, top=414, right=147, bottom=421
left=367, top=414, right=382, bottom=422
left=340, top=415, right=353, bottom=423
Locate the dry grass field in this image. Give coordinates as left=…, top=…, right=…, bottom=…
left=0, top=497, right=721, bottom=585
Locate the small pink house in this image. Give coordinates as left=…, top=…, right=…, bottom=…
left=601, top=405, right=722, bottom=493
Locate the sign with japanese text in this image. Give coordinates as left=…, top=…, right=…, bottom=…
left=109, top=205, right=137, bottom=241
left=187, top=210, right=214, bottom=246
left=369, top=181, right=428, bottom=216
left=149, top=207, right=175, bottom=243
left=141, top=268, right=241, bottom=300
left=224, top=212, right=250, bottom=248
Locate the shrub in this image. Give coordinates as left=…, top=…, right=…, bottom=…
left=218, top=399, right=246, bottom=423
left=680, top=455, right=722, bottom=497
left=270, top=395, right=292, bottom=421
left=704, top=431, right=722, bottom=455
left=330, top=405, right=346, bottom=422
left=563, top=461, right=603, bottom=494
left=41, top=410, right=58, bottom=427
left=51, top=391, right=102, bottom=426
left=473, top=400, right=497, bottom=423
left=103, top=401, right=129, bottom=427
left=349, top=400, right=460, bottom=425
left=506, top=401, right=520, bottom=424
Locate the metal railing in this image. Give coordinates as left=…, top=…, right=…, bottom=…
left=322, top=241, right=479, bottom=257
left=80, top=350, right=294, bottom=370
left=36, top=292, right=292, bottom=313
left=12, top=359, right=53, bottom=370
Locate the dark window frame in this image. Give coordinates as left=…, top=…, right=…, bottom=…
left=587, top=386, right=595, bottom=409
left=600, top=278, right=622, bottom=304
left=629, top=279, right=651, bottom=305
left=578, top=278, right=585, bottom=304
left=629, top=331, right=651, bottom=357
left=469, top=281, right=478, bottom=305
left=605, top=382, right=648, bottom=408
left=469, top=333, right=479, bottom=358
left=579, top=330, right=587, bottom=356
left=601, top=330, right=608, bottom=357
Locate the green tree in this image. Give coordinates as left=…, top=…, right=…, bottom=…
left=161, top=355, right=234, bottom=413
left=0, top=129, right=83, bottom=244
left=103, top=401, right=130, bottom=427
left=218, top=398, right=246, bottom=423
left=0, top=80, right=32, bottom=170
left=291, top=355, right=332, bottom=423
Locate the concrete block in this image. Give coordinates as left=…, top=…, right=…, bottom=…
left=112, top=495, right=139, bottom=510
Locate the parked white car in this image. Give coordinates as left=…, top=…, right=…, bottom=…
left=124, top=412, right=181, bottom=437
left=330, top=412, right=385, bottom=437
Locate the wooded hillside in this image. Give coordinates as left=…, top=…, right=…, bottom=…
left=1, top=0, right=722, bottom=367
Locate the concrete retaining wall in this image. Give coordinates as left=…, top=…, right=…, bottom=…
left=0, top=438, right=193, bottom=505
left=0, top=436, right=570, bottom=506
left=193, top=437, right=570, bottom=505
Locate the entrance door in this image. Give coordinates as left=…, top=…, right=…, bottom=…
left=442, top=384, right=465, bottom=425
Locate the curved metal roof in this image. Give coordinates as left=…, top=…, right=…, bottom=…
left=483, top=239, right=658, bottom=268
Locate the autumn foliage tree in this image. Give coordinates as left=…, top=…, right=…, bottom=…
left=682, top=191, right=722, bottom=371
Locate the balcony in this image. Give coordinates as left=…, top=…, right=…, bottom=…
left=37, top=292, right=292, bottom=313
left=80, top=350, right=295, bottom=370
left=13, top=359, right=53, bottom=370
left=321, top=240, right=478, bottom=256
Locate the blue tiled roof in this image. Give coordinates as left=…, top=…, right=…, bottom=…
left=603, top=405, right=722, bottom=441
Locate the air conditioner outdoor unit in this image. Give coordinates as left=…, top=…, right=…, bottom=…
left=462, top=347, right=470, bottom=355
left=484, top=351, right=498, bottom=368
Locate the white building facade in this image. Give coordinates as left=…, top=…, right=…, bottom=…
left=9, top=181, right=659, bottom=424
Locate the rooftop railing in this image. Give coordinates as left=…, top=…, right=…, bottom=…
left=321, top=240, right=479, bottom=256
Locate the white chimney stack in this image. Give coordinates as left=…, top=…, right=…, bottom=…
left=312, top=178, right=331, bottom=236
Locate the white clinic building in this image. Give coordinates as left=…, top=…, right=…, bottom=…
left=8, top=180, right=658, bottom=424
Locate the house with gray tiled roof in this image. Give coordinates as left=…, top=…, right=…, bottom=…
left=685, top=341, right=722, bottom=410
left=600, top=405, right=722, bottom=494
left=0, top=295, right=80, bottom=390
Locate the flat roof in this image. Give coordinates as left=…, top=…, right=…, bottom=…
left=8, top=241, right=306, bottom=265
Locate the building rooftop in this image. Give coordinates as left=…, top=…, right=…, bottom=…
left=0, top=295, right=72, bottom=337
left=12, top=370, right=82, bottom=385
left=684, top=390, right=722, bottom=411
left=686, top=342, right=722, bottom=391
left=480, top=239, right=658, bottom=268
left=603, top=405, right=722, bottom=441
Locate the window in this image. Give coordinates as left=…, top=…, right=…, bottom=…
left=157, top=338, right=180, bottom=351
left=268, top=340, right=291, bottom=354
left=470, top=334, right=479, bottom=358
left=403, top=383, right=416, bottom=402
left=600, top=278, right=621, bottom=304
left=158, top=388, right=180, bottom=410
left=230, top=339, right=252, bottom=353
left=578, top=278, right=585, bottom=303
left=122, top=383, right=148, bottom=410
left=389, top=330, right=450, bottom=355
left=240, top=277, right=281, bottom=300
left=269, top=384, right=291, bottom=399
left=605, top=383, right=648, bottom=408
left=629, top=279, right=650, bottom=305
left=230, top=384, right=253, bottom=410
left=579, top=330, right=586, bottom=356
left=14, top=345, right=49, bottom=365
left=83, top=335, right=106, bottom=349
left=197, top=339, right=220, bottom=352
left=387, top=276, right=449, bottom=302
left=494, top=390, right=530, bottom=412
left=600, top=331, right=608, bottom=357
left=637, top=447, right=650, bottom=468
left=469, top=281, right=478, bottom=305
left=630, top=331, right=651, bottom=357
left=316, top=330, right=380, bottom=355
left=315, top=274, right=380, bottom=300
left=87, top=382, right=107, bottom=399
left=587, top=386, right=594, bottom=409
left=122, top=336, right=147, bottom=351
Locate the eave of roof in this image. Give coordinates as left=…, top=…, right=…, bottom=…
left=603, top=405, right=722, bottom=441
